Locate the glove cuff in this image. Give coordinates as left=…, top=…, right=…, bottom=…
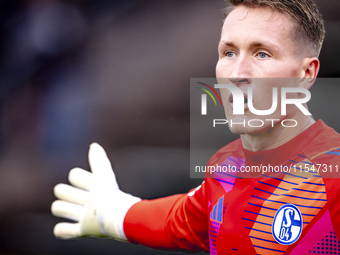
left=97, top=191, right=141, bottom=241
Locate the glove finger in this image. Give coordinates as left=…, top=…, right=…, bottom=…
left=68, top=168, right=93, bottom=191
left=54, top=183, right=89, bottom=205
left=51, top=200, right=84, bottom=222
left=53, top=222, right=81, bottom=239
left=88, top=143, right=119, bottom=189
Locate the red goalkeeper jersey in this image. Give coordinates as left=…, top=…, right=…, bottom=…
left=124, top=120, right=340, bottom=254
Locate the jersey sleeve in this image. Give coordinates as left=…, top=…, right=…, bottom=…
left=311, top=149, right=340, bottom=239
left=123, top=181, right=209, bottom=252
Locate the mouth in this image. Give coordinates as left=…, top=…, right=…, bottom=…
left=229, top=93, right=248, bottom=110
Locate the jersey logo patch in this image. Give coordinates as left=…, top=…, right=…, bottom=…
left=272, top=204, right=303, bottom=245
left=210, top=195, right=224, bottom=223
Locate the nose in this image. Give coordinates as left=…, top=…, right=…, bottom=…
left=229, top=55, right=252, bottom=86
left=229, top=77, right=251, bottom=86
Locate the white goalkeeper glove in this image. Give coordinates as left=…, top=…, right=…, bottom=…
left=51, top=142, right=141, bottom=240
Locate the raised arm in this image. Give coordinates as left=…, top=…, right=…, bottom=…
left=51, top=143, right=209, bottom=252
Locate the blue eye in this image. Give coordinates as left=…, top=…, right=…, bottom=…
left=225, top=51, right=235, bottom=58
left=258, top=52, right=268, bottom=58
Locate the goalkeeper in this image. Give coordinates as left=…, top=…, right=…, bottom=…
left=52, top=0, right=340, bottom=254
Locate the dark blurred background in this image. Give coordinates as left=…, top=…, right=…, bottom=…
left=0, top=0, right=339, bottom=254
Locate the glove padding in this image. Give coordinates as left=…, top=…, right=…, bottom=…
left=51, top=143, right=141, bottom=240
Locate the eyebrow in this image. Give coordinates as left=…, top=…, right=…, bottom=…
left=219, top=40, right=278, bottom=50
left=220, top=41, right=236, bottom=48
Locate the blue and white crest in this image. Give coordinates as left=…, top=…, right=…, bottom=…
left=272, top=204, right=303, bottom=245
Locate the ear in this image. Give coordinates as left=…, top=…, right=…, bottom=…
left=303, top=57, right=320, bottom=79
left=299, top=57, right=320, bottom=90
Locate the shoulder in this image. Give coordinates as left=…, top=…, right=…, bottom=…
left=303, top=121, right=340, bottom=178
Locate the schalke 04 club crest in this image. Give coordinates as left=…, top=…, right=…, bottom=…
left=272, top=204, right=303, bottom=245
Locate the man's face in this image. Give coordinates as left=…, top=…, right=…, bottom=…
left=216, top=6, right=306, bottom=134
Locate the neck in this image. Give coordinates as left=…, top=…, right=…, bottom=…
left=240, top=115, right=315, bottom=151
